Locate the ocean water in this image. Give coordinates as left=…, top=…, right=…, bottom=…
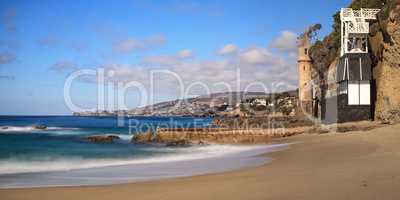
left=0, top=116, right=288, bottom=188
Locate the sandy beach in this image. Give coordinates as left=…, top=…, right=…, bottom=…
left=1, top=123, right=400, bottom=200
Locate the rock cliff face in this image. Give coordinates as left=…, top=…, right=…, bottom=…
left=370, top=2, right=400, bottom=120
left=310, top=0, right=400, bottom=122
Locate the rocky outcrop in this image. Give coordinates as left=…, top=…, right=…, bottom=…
left=309, top=120, right=383, bottom=134
left=212, top=116, right=314, bottom=129
left=371, top=1, right=400, bottom=121
left=132, top=126, right=312, bottom=144
left=131, top=132, right=154, bottom=143
left=131, top=121, right=385, bottom=145
left=83, top=135, right=120, bottom=143
left=32, top=125, right=47, bottom=130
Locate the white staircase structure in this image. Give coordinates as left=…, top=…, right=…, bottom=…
left=340, top=8, right=380, bottom=56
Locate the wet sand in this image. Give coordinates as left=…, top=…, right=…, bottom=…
left=1, top=123, right=400, bottom=200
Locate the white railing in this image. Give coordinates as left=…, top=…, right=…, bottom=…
left=341, top=8, right=354, bottom=19
left=361, top=8, right=381, bottom=19
left=347, top=21, right=369, bottom=34
left=340, top=7, right=380, bottom=56
left=341, top=8, right=380, bottom=21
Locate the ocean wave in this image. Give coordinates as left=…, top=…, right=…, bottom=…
left=46, top=127, right=81, bottom=131
left=0, top=126, right=36, bottom=132
left=0, top=144, right=287, bottom=175
left=117, top=134, right=133, bottom=141
left=0, top=126, right=80, bottom=133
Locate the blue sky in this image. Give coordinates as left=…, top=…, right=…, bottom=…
left=0, top=0, right=350, bottom=115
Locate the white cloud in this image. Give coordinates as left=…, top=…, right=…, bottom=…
left=50, top=60, right=78, bottom=72
left=96, top=46, right=296, bottom=94
left=269, top=31, right=297, bottom=53
left=177, top=49, right=193, bottom=59
left=217, top=44, right=238, bottom=55
left=37, top=35, right=88, bottom=53
left=114, top=37, right=144, bottom=53
left=78, top=31, right=299, bottom=104
left=143, top=55, right=180, bottom=66
left=104, top=64, right=149, bottom=83
left=142, top=49, right=194, bottom=66
left=237, top=47, right=281, bottom=66
left=114, top=34, right=166, bottom=54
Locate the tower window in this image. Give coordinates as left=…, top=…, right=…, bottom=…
left=304, top=48, right=308, bottom=55
left=348, top=80, right=370, bottom=105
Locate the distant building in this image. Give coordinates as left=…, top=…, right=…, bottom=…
left=252, top=98, right=267, bottom=106
left=225, top=106, right=234, bottom=112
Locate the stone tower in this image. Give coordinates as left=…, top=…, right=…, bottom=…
left=297, top=33, right=313, bottom=113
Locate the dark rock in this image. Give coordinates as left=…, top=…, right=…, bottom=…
left=32, top=125, right=47, bottom=130
left=0, top=126, right=8, bottom=130
left=166, top=139, right=192, bottom=147
left=198, top=140, right=210, bottom=145
left=84, top=135, right=120, bottom=143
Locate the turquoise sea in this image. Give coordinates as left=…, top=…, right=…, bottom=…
left=0, top=116, right=287, bottom=188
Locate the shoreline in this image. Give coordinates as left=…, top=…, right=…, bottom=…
left=0, top=143, right=288, bottom=189
left=2, top=123, right=400, bottom=199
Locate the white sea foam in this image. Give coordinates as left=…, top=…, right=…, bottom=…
left=0, top=126, right=80, bottom=133
left=0, top=126, right=36, bottom=132
left=0, top=144, right=287, bottom=175
left=46, top=127, right=80, bottom=131
left=117, top=134, right=133, bottom=141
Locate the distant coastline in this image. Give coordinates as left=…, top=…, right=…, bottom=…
left=73, top=90, right=298, bottom=118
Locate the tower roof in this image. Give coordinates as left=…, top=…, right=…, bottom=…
left=297, top=33, right=311, bottom=62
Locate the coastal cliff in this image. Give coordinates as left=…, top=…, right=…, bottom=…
left=73, top=90, right=298, bottom=117
left=370, top=1, right=400, bottom=121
